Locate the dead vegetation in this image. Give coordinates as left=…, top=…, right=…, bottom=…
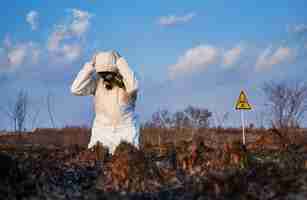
left=0, top=127, right=307, bottom=199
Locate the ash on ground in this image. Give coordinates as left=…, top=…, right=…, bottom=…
left=1, top=133, right=307, bottom=200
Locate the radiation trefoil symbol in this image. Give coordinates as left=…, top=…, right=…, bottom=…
left=235, top=90, right=252, bottom=110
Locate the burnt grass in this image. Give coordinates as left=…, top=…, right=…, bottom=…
left=0, top=128, right=307, bottom=199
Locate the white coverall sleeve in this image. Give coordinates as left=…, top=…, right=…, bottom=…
left=116, top=57, right=139, bottom=94
left=71, top=62, right=97, bottom=96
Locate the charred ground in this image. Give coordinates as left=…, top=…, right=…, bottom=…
left=0, top=127, right=307, bottom=200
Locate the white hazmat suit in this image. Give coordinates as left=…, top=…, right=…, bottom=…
left=71, top=51, right=139, bottom=154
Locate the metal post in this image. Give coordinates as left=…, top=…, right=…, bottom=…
left=241, top=110, right=246, bottom=145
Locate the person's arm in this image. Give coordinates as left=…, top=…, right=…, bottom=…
left=115, top=54, right=139, bottom=103
left=115, top=56, right=138, bottom=93
left=71, top=62, right=97, bottom=96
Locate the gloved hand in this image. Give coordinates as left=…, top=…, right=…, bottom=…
left=111, top=50, right=121, bottom=61
left=83, top=61, right=95, bottom=72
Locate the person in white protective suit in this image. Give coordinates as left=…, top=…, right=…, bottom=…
left=71, top=51, right=139, bottom=154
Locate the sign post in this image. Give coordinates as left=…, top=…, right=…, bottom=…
left=241, top=110, right=245, bottom=145
left=235, top=90, right=252, bottom=145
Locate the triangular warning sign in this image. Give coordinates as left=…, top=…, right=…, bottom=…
left=235, top=90, right=252, bottom=110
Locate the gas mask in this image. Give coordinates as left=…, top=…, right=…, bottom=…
left=98, top=72, right=125, bottom=90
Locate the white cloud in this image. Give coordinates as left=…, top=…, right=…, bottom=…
left=47, top=9, right=92, bottom=62
left=169, top=45, right=219, bottom=78
left=8, top=43, right=41, bottom=67
left=169, top=43, right=296, bottom=78
left=47, top=25, right=68, bottom=52
left=26, top=10, right=39, bottom=31
left=158, top=12, right=196, bottom=26
left=289, top=24, right=307, bottom=34
left=62, top=44, right=81, bottom=62
left=8, top=45, right=27, bottom=66
left=270, top=47, right=293, bottom=65
left=222, top=45, right=243, bottom=67
left=0, top=37, right=41, bottom=71
left=70, top=9, right=92, bottom=37
left=255, top=46, right=294, bottom=71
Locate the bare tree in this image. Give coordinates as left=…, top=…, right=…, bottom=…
left=146, top=106, right=212, bottom=129
left=179, top=106, right=212, bottom=129
left=28, top=99, right=42, bottom=130
left=47, top=90, right=56, bottom=128
left=145, top=109, right=173, bottom=128
left=255, top=109, right=266, bottom=129
left=180, top=106, right=212, bottom=139
left=262, top=80, right=307, bottom=128
left=172, top=110, right=189, bottom=129
left=15, top=91, right=28, bottom=132
left=141, top=109, right=172, bottom=150
left=144, top=106, right=212, bottom=147
left=0, top=90, right=28, bottom=132
left=212, top=110, right=230, bottom=128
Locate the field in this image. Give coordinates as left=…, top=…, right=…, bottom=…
left=0, top=127, right=307, bottom=199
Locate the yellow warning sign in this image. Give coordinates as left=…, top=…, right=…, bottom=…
left=235, top=90, right=252, bottom=110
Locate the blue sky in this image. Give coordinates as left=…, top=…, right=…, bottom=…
left=0, top=0, right=307, bottom=130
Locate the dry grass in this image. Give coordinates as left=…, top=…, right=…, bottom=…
left=0, top=127, right=307, bottom=199
left=1, top=126, right=307, bottom=151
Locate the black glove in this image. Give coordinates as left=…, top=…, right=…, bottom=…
left=98, top=72, right=125, bottom=90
